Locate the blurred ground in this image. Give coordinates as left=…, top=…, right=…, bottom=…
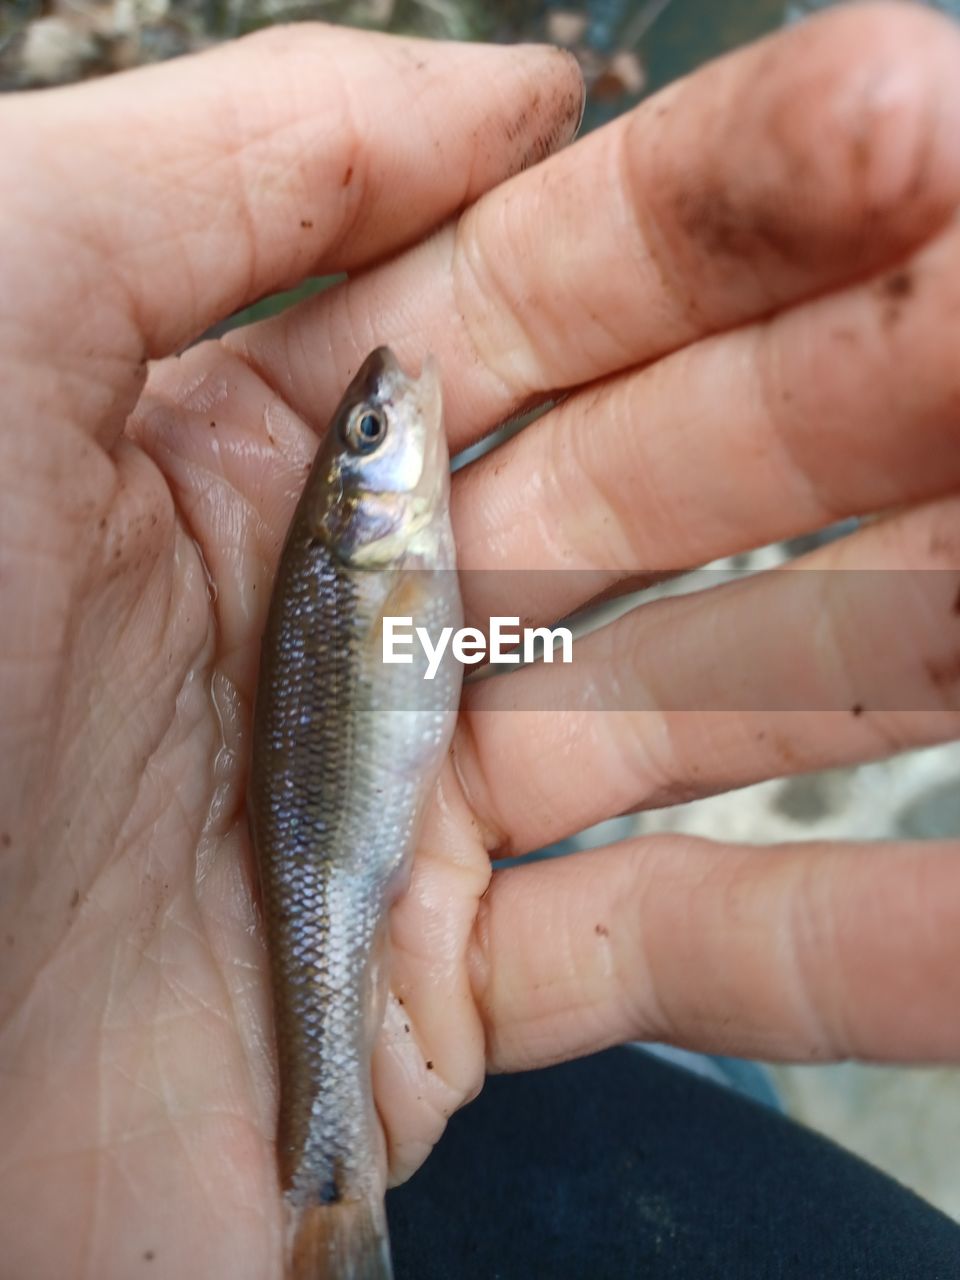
left=0, top=0, right=786, bottom=108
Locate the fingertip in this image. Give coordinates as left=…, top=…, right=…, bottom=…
left=518, top=43, right=587, bottom=144
left=477, top=40, right=586, bottom=174
left=2, top=21, right=594, bottom=438
left=544, top=45, right=588, bottom=150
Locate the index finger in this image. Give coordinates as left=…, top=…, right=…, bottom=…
left=231, top=2, right=960, bottom=448
left=0, top=27, right=583, bottom=442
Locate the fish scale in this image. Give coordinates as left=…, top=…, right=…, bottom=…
left=249, top=348, right=461, bottom=1279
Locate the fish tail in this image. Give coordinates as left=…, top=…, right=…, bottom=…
left=285, top=1194, right=393, bottom=1280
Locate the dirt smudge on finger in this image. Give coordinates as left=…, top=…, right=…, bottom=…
left=882, top=270, right=914, bottom=299
left=878, top=268, right=916, bottom=327
left=517, top=63, right=585, bottom=172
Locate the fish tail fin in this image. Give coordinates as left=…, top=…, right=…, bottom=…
left=285, top=1194, right=393, bottom=1280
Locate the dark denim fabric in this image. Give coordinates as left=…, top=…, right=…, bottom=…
left=388, top=1046, right=960, bottom=1278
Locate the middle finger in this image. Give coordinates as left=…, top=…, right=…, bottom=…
left=454, top=201, right=960, bottom=622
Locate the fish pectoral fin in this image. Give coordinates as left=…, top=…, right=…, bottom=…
left=382, top=569, right=433, bottom=617
left=365, top=572, right=435, bottom=665
left=286, top=1193, right=393, bottom=1280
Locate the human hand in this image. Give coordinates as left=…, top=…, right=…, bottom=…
left=4, top=5, right=960, bottom=1278
left=0, top=27, right=582, bottom=1278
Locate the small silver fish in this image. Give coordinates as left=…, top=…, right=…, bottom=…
left=248, top=348, right=462, bottom=1278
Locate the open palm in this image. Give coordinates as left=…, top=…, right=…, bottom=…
left=4, top=9, right=960, bottom=1279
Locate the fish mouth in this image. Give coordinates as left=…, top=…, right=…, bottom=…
left=348, top=346, right=402, bottom=403
left=376, top=347, right=448, bottom=496
left=409, top=355, right=449, bottom=509
left=356, top=347, right=444, bottom=445
left=411, top=355, right=444, bottom=446
left=351, top=346, right=448, bottom=510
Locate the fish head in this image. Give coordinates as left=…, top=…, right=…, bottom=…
left=304, top=347, right=452, bottom=569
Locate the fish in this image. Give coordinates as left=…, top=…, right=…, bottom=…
left=248, top=347, right=463, bottom=1279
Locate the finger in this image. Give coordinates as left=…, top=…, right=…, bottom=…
left=231, top=2, right=960, bottom=446
left=0, top=28, right=582, bottom=440
left=453, top=494, right=960, bottom=856
left=454, top=201, right=960, bottom=621
left=468, top=834, right=960, bottom=1072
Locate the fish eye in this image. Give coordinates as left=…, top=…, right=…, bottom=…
left=344, top=404, right=387, bottom=454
